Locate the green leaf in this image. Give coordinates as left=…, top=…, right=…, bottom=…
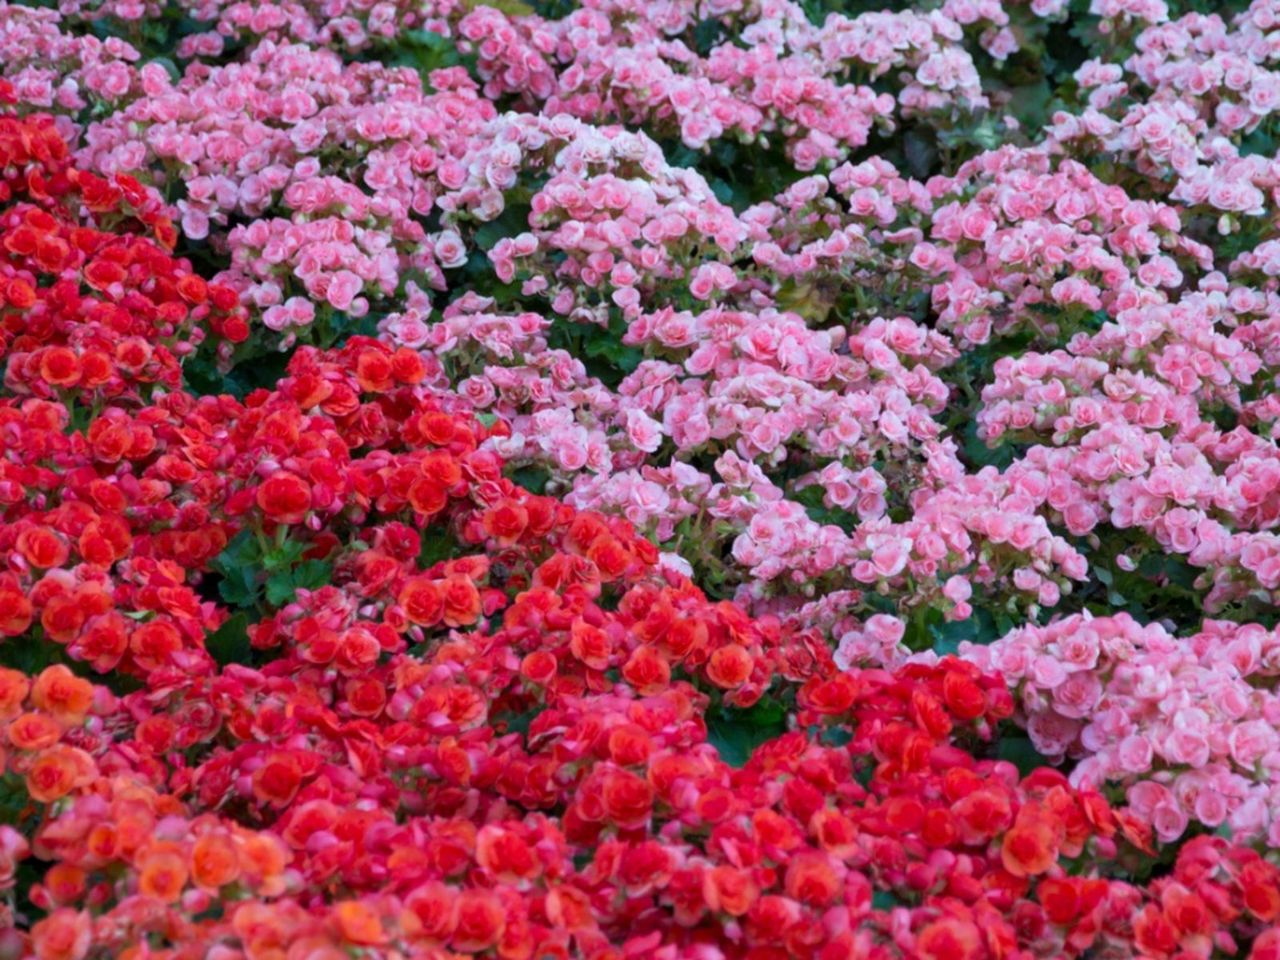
left=293, top=560, right=333, bottom=591
left=1005, top=79, right=1054, bottom=134
left=903, top=126, right=937, bottom=179
left=928, top=608, right=1000, bottom=655
left=707, top=700, right=787, bottom=768
left=212, top=531, right=263, bottom=608
left=214, top=530, right=258, bottom=568
left=206, top=612, right=252, bottom=667
left=820, top=726, right=853, bottom=748
left=264, top=561, right=331, bottom=607
left=0, top=629, right=67, bottom=675
left=217, top=571, right=260, bottom=608
left=419, top=533, right=460, bottom=570
left=499, top=705, right=546, bottom=738
left=459, top=0, right=533, bottom=14
left=581, top=325, right=643, bottom=378
left=263, top=538, right=308, bottom=572
left=691, top=18, right=723, bottom=56
left=996, top=735, right=1049, bottom=777
left=794, top=484, right=859, bottom=533
left=265, top=573, right=297, bottom=608
left=389, top=28, right=462, bottom=79
left=474, top=200, right=534, bottom=252
left=510, top=465, right=551, bottom=495
left=872, top=890, right=904, bottom=911
left=962, top=418, right=1015, bottom=469
left=1240, top=127, right=1276, bottom=158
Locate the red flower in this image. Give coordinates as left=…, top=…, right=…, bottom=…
left=451, top=890, right=505, bottom=952
left=482, top=500, right=529, bottom=546
left=706, top=644, right=754, bottom=688
left=400, top=577, right=444, bottom=626
left=402, top=882, right=459, bottom=942
left=704, top=866, right=760, bottom=917
left=1250, top=929, right=1280, bottom=960
left=1133, top=904, right=1179, bottom=956
left=942, top=669, right=987, bottom=720
left=252, top=752, right=304, bottom=807
left=38, top=347, right=81, bottom=387
left=255, top=471, right=312, bottom=524
left=952, top=787, right=1013, bottom=844
left=784, top=852, right=842, bottom=906
left=916, top=917, right=984, bottom=960
left=176, top=274, right=208, bottom=304
left=0, top=587, right=33, bottom=635
left=475, top=825, right=540, bottom=883
left=30, top=909, right=91, bottom=960
left=1001, top=812, right=1059, bottom=878
left=600, top=770, right=653, bottom=830
left=1241, top=861, right=1280, bottom=921
left=441, top=576, right=482, bottom=627
left=1037, top=877, right=1080, bottom=925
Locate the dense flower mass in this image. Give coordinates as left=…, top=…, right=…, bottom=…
left=4, top=0, right=1280, bottom=956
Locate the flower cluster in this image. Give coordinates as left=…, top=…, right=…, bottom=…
left=0, top=2, right=144, bottom=120
left=4, top=0, right=1280, bottom=957
left=966, top=614, right=1280, bottom=843
left=5, top=121, right=1249, bottom=948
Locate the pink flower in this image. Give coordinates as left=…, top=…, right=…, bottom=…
left=325, top=270, right=364, bottom=311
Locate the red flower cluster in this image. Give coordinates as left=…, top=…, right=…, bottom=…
left=1, top=108, right=1278, bottom=960
left=0, top=104, right=247, bottom=412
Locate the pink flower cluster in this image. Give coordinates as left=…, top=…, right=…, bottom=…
left=0, top=2, right=144, bottom=121
left=970, top=273, right=1280, bottom=611
left=965, top=613, right=1280, bottom=846
left=79, top=39, right=492, bottom=332
left=1051, top=0, right=1280, bottom=238
left=452, top=0, right=999, bottom=167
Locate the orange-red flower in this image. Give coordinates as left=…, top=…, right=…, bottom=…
left=0, top=587, right=33, bottom=636
left=482, top=500, right=529, bottom=546
left=0, top=668, right=30, bottom=719
left=16, top=526, right=69, bottom=570
left=1000, top=812, right=1059, bottom=878
left=30, top=908, right=91, bottom=960
left=190, top=832, right=241, bottom=890
left=137, top=846, right=189, bottom=902
left=706, top=644, right=754, bottom=688
left=334, top=900, right=388, bottom=945
left=703, top=866, right=760, bottom=917
left=783, top=852, right=841, bottom=906
left=441, top=576, right=482, bottom=627
left=600, top=770, right=654, bottom=830
left=475, top=825, right=540, bottom=883
left=915, top=917, right=984, bottom=960
left=399, top=577, right=444, bottom=627
left=451, top=890, right=505, bottom=952
left=26, top=745, right=94, bottom=803
left=30, top=665, right=94, bottom=726
left=256, top=471, right=312, bottom=524
left=402, top=882, right=459, bottom=942
left=252, top=752, right=305, bottom=807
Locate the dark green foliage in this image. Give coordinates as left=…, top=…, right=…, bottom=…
left=706, top=699, right=788, bottom=767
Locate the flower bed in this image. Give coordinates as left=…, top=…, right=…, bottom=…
left=3, top=0, right=1280, bottom=956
